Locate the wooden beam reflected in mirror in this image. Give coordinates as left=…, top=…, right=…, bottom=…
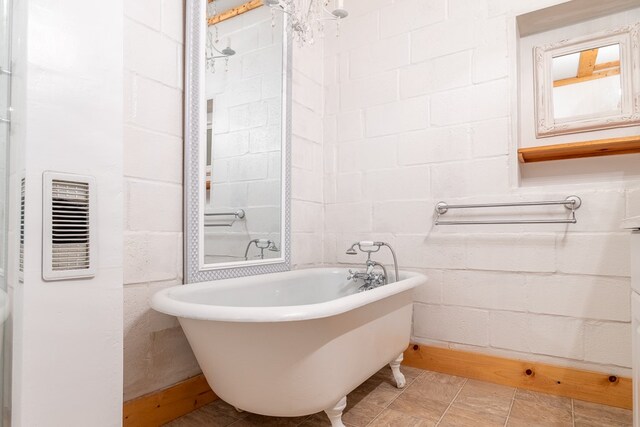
left=553, top=66, right=620, bottom=87
left=577, top=48, right=598, bottom=77
left=207, top=0, right=264, bottom=26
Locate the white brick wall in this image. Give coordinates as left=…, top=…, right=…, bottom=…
left=323, top=0, right=640, bottom=376
left=123, top=1, right=326, bottom=400
left=123, top=0, right=640, bottom=399
left=123, top=0, right=188, bottom=401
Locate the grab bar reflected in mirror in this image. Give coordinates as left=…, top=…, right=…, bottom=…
left=204, top=209, right=246, bottom=227
left=204, top=209, right=246, bottom=219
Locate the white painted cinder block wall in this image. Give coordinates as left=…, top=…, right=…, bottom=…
left=122, top=0, right=325, bottom=400
left=123, top=0, right=640, bottom=401
left=122, top=0, right=199, bottom=401
left=323, top=0, right=640, bottom=376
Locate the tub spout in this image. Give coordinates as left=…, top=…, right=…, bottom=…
left=324, top=396, right=347, bottom=427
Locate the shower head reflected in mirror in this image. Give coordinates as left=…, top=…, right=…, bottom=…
left=221, top=47, right=236, bottom=56
left=345, top=243, right=358, bottom=255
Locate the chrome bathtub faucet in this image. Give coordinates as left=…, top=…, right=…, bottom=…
left=345, top=241, right=399, bottom=291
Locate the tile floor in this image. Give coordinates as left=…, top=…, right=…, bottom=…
left=165, top=366, right=632, bottom=426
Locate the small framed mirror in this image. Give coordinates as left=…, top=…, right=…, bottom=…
left=533, top=23, right=640, bottom=137
left=184, top=0, right=291, bottom=283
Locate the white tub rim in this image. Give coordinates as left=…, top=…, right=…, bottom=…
left=150, top=268, right=426, bottom=323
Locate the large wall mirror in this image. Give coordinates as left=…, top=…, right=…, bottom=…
left=185, top=0, right=291, bottom=283
left=534, top=23, right=640, bottom=137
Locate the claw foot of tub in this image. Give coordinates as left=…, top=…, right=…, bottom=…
left=324, top=396, right=347, bottom=427
left=234, top=407, right=244, bottom=413
left=389, top=353, right=406, bottom=388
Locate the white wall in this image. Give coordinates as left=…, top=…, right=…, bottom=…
left=122, top=0, right=194, bottom=402
left=322, top=0, right=639, bottom=376
left=122, top=1, right=325, bottom=400
left=122, top=0, right=640, bottom=402
left=10, top=0, right=124, bottom=424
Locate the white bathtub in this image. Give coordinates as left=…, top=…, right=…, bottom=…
left=151, top=268, right=426, bottom=425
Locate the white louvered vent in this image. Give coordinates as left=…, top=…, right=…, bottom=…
left=43, top=172, right=96, bottom=281
left=19, top=177, right=24, bottom=275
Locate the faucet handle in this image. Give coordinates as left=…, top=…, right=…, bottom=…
left=347, top=269, right=355, bottom=280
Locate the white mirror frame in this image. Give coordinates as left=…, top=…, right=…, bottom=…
left=184, top=0, right=292, bottom=283
left=534, top=23, right=640, bottom=137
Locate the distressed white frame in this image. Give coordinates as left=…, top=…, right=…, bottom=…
left=184, top=0, right=292, bottom=283
left=534, top=23, right=640, bottom=137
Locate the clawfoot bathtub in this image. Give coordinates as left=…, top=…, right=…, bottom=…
left=151, top=268, right=426, bottom=426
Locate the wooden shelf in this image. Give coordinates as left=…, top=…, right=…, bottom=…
left=518, top=136, right=640, bottom=163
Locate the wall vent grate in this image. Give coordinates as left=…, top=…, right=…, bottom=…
left=43, top=173, right=96, bottom=281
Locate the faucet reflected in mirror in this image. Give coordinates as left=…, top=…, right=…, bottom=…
left=244, top=239, right=280, bottom=260
left=345, top=241, right=399, bottom=292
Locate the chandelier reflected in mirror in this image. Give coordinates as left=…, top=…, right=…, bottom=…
left=265, top=0, right=348, bottom=45
left=205, top=1, right=236, bottom=73
left=205, top=30, right=235, bottom=73
left=205, top=0, right=348, bottom=73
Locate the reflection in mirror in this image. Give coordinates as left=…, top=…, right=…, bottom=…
left=552, top=44, right=622, bottom=120
left=203, top=1, right=284, bottom=266
left=533, top=23, right=640, bottom=137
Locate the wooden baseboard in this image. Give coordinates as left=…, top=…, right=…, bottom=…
left=123, top=374, right=217, bottom=427
left=403, top=344, right=632, bottom=410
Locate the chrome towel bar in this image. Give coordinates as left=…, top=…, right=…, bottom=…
left=434, top=196, right=581, bottom=226
left=204, top=209, right=246, bottom=219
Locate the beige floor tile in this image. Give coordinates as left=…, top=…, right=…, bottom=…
left=386, top=372, right=464, bottom=423
left=349, top=368, right=405, bottom=408
left=438, top=405, right=506, bottom=427
left=341, top=398, right=386, bottom=427
left=438, top=380, right=514, bottom=427
left=229, top=413, right=309, bottom=426
left=298, top=412, right=359, bottom=427
left=368, top=409, right=433, bottom=427
left=573, top=399, right=632, bottom=427
left=207, top=399, right=250, bottom=419
left=455, top=379, right=514, bottom=412
left=362, top=383, right=402, bottom=408
left=387, top=393, right=449, bottom=423
left=402, top=371, right=466, bottom=403
left=507, top=398, right=573, bottom=427
left=514, top=389, right=572, bottom=410
left=163, top=404, right=239, bottom=427
left=297, top=413, right=331, bottom=427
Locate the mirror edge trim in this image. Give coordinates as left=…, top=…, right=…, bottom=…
left=183, top=0, right=292, bottom=283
